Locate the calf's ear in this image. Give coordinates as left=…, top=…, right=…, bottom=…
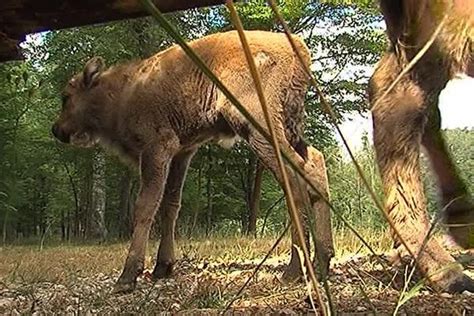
left=83, top=56, right=105, bottom=88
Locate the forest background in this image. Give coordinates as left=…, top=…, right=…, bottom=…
left=1, top=0, right=472, bottom=246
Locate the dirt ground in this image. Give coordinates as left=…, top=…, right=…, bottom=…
left=0, top=239, right=473, bottom=314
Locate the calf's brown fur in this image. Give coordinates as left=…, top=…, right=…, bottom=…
left=52, top=30, right=334, bottom=293
left=370, top=0, right=474, bottom=292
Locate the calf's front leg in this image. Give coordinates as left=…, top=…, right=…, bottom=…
left=113, top=141, right=177, bottom=293
left=152, top=148, right=197, bottom=279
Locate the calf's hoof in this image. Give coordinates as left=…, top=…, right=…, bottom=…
left=444, top=198, right=474, bottom=249
left=281, top=257, right=331, bottom=284
left=112, top=279, right=137, bottom=294
left=152, top=261, right=175, bottom=280
left=281, top=265, right=303, bottom=284
left=384, top=246, right=411, bottom=266
left=316, top=251, right=333, bottom=281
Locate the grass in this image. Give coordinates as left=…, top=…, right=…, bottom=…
left=0, top=227, right=472, bottom=314
left=0, top=227, right=392, bottom=285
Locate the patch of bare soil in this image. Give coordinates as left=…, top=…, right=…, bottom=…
left=1, top=252, right=473, bottom=314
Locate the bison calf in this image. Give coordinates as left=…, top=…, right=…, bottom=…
left=370, top=0, right=474, bottom=292
left=52, top=30, right=334, bottom=293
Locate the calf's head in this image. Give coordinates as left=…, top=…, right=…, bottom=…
left=52, top=57, right=107, bottom=147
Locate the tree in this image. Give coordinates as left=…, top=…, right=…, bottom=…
left=0, top=1, right=388, bottom=241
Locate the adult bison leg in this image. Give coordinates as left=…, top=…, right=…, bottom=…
left=422, top=107, right=474, bottom=249
left=114, top=136, right=179, bottom=293
left=370, top=61, right=472, bottom=292
left=152, top=148, right=197, bottom=279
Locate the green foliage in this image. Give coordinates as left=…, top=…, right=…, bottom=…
left=3, top=1, right=465, bottom=244
left=321, top=0, right=377, bottom=9
left=327, top=132, right=385, bottom=230
left=422, top=129, right=474, bottom=213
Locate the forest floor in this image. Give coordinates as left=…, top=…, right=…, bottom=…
left=0, top=230, right=473, bottom=315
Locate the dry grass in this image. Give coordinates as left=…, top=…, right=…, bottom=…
left=0, top=228, right=472, bottom=314
left=0, top=227, right=392, bottom=284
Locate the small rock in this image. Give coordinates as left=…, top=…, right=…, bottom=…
left=171, top=302, right=180, bottom=310
left=0, top=297, right=13, bottom=308
left=440, top=293, right=452, bottom=298
left=11, top=309, right=21, bottom=316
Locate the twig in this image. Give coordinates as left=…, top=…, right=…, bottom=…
left=139, top=0, right=394, bottom=306
left=265, top=0, right=452, bottom=291
left=221, top=223, right=290, bottom=314
left=224, top=1, right=327, bottom=314
left=371, top=14, right=448, bottom=112
left=347, top=263, right=377, bottom=314
left=260, top=195, right=285, bottom=236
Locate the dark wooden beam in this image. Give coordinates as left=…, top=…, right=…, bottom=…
left=0, top=0, right=228, bottom=62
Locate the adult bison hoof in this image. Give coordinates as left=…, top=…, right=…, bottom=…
left=152, top=261, right=174, bottom=280
left=112, top=279, right=136, bottom=294
left=445, top=274, right=474, bottom=293
left=444, top=197, right=474, bottom=249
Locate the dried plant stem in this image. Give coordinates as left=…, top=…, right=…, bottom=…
left=266, top=0, right=444, bottom=288
left=139, top=0, right=393, bottom=297
left=267, top=1, right=461, bottom=312
left=221, top=223, right=290, bottom=314
left=225, top=1, right=327, bottom=314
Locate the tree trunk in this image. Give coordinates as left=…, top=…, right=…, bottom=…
left=63, top=162, right=78, bottom=241
left=206, top=147, right=213, bottom=236
left=88, top=149, right=107, bottom=241
left=66, top=207, right=70, bottom=242
left=61, top=209, right=66, bottom=241
left=247, top=160, right=264, bottom=237
left=79, top=159, right=92, bottom=239
left=240, top=154, right=254, bottom=233
left=118, top=168, right=133, bottom=238
left=2, top=211, right=8, bottom=245
left=191, top=161, right=203, bottom=236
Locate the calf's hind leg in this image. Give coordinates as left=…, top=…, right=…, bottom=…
left=244, top=129, right=312, bottom=281
left=152, top=148, right=197, bottom=279
left=304, top=145, right=334, bottom=279
left=281, top=143, right=334, bottom=281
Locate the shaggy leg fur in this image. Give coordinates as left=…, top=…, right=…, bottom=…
left=370, top=54, right=474, bottom=292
